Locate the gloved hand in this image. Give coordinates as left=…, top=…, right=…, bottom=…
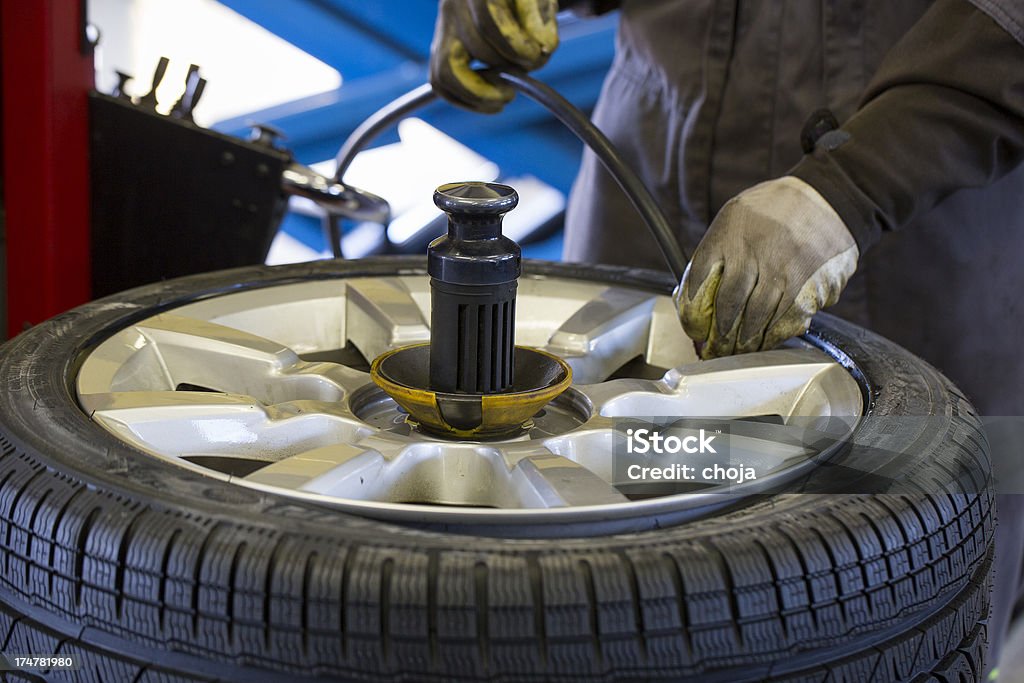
left=430, top=0, right=559, bottom=113
left=676, top=176, right=859, bottom=359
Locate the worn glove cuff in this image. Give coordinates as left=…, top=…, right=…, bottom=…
left=790, top=151, right=882, bottom=258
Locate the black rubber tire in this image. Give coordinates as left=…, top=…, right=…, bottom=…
left=0, top=257, right=993, bottom=682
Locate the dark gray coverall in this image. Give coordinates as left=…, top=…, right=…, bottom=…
left=562, top=0, right=1024, bottom=667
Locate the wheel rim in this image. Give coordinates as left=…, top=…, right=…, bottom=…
left=75, top=270, right=865, bottom=527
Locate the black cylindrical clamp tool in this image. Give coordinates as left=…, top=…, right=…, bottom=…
left=372, top=181, right=569, bottom=437
left=428, top=182, right=521, bottom=394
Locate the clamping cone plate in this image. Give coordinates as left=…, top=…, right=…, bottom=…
left=371, top=343, right=572, bottom=439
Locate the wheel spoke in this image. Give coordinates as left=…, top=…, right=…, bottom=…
left=77, top=314, right=368, bottom=403
left=246, top=438, right=517, bottom=507
left=84, top=391, right=369, bottom=460
left=242, top=442, right=389, bottom=496
left=176, top=280, right=349, bottom=355
left=544, top=287, right=658, bottom=383
left=512, top=452, right=629, bottom=508
left=579, top=348, right=860, bottom=419
left=286, top=361, right=376, bottom=399
left=345, top=277, right=430, bottom=361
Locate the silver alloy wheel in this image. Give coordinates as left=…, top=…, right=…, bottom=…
left=76, top=273, right=864, bottom=526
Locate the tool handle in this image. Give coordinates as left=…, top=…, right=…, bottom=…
left=138, top=56, right=170, bottom=108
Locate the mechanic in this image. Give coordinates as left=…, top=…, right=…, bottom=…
left=429, top=0, right=1024, bottom=671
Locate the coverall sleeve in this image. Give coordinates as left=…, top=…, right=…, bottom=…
left=789, top=0, right=1024, bottom=253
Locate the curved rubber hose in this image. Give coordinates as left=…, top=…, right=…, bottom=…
left=334, top=83, right=435, bottom=183
left=332, top=73, right=690, bottom=279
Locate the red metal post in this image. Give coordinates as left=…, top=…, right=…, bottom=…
left=1, top=0, right=93, bottom=337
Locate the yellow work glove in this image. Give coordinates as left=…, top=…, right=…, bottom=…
left=676, top=176, right=859, bottom=359
left=429, top=0, right=559, bottom=113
